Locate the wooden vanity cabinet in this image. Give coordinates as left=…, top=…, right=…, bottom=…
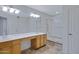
left=0, top=34, right=47, bottom=54
left=31, top=34, right=47, bottom=49
left=0, top=40, right=21, bottom=54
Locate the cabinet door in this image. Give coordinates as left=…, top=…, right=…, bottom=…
left=0, top=41, right=12, bottom=54
left=11, top=40, right=21, bottom=54
left=0, top=46, right=12, bottom=54
left=31, top=36, right=41, bottom=49
left=40, top=34, right=47, bottom=46
left=0, top=40, right=21, bottom=54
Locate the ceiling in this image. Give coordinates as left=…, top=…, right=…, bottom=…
left=27, top=5, right=63, bottom=16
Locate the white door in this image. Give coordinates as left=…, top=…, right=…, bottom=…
left=68, top=6, right=79, bottom=53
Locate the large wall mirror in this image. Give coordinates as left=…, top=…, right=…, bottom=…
left=0, top=16, right=7, bottom=35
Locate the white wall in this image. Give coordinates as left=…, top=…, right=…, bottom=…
left=44, top=11, right=64, bottom=44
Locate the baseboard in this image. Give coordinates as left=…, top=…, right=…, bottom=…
left=34, top=45, right=46, bottom=50
left=47, top=40, right=62, bottom=45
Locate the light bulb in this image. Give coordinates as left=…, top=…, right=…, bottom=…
left=30, top=13, right=40, bottom=18
left=15, top=9, right=20, bottom=14
left=9, top=8, right=15, bottom=13
left=2, top=6, right=8, bottom=12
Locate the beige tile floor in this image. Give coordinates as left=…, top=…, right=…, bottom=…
left=21, top=40, right=63, bottom=54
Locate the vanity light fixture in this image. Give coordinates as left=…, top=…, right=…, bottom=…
left=2, top=6, right=8, bottom=12
left=9, top=8, right=15, bottom=13
left=1, top=6, right=20, bottom=14
left=15, top=9, right=20, bottom=14
left=30, top=13, right=40, bottom=18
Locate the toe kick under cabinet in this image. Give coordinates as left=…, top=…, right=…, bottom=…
left=0, top=33, right=47, bottom=54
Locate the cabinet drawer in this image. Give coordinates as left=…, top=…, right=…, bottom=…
left=0, top=41, right=12, bottom=48
left=0, top=46, right=12, bottom=54
left=12, top=40, right=21, bottom=45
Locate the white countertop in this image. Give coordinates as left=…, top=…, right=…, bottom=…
left=0, top=32, right=46, bottom=43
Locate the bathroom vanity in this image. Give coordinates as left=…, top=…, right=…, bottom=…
left=0, top=33, right=47, bottom=54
